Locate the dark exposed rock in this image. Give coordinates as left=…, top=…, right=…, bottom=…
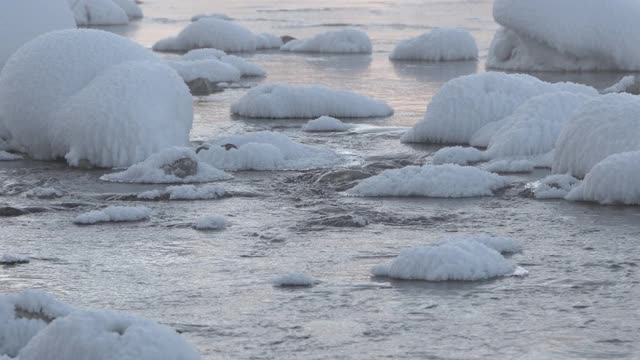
left=222, top=143, right=238, bottom=151
left=0, top=206, right=48, bottom=217
left=161, top=157, right=198, bottom=179
left=281, top=35, right=296, bottom=44
left=186, top=78, right=223, bottom=96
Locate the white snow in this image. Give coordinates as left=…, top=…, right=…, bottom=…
left=272, top=272, right=317, bottom=287
left=488, top=0, right=640, bottom=71
left=401, top=72, right=597, bottom=144
left=111, top=0, right=143, bottom=19
left=153, top=18, right=258, bottom=52
left=0, top=29, right=193, bottom=168
left=528, top=174, right=580, bottom=199
left=371, top=235, right=523, bottom=281
left=24, top=187, right=63, bottom=199
left=0, top=254, right=30, bottom=265
left=166, top=59, right=241, bottom=83
left=194, top=215, right=226, bottom=230
left=0, top=151, right=22, bottom=161
left=484, top=159, right=535, bottom=173
left=68, top=0, right=128, bottom=26
left=349, top=164, right=509, bottom=197
left=602, top=76, right=639, bottom=94
left=166, top=184, right=226, bottom=200
left=553, top=94, right=640, bottom=178
left=0, top=0, right=75, bottom=70
left=181, top=49, right=266, bottom=77
left=281, top=29, right=372, bottom=54
left=432, top=146, right=485, bottom=166
left=198, top=131, right=341, bottom=171
left=73, top=206, right=151, bottom=225
left=390, top=28, right=478, bottom=61
left=566, top=151, right=640, bottom=205
left=255, top=33, right=284, bottom=50
left=182, top=48, right=227, bottom=60
left=231, top=83, right=393, bottom=119
left=302, top=116, right=349, bottom=132
left=101, top=147, right=230, bottom=184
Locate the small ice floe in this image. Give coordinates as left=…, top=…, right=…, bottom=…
left=280, top=28, right=372, bottom=54
left=348, top=164, right=509, bottom=197
left=484, top=159, right=535, bottom=173
left=73, top=206, right=151, bottom=225
left=488, top=0, right=640, bottom=71
left=432, top=146, right=485, bottom=166
left=0, top=151, right=22, bottom=161
left=272, top=272, right=318, bottom=287
left=526, top=174, right=580, bottom=199
left=231, top=83, right=393, bottom=119
left=182, top=49, right=266, bottom=77
left=401, top=72, right=597, bottom=145
left=69, top=0, right=143, bottom=26
left=302, top=116, right=349, bottom=132
left=565, top=151, right=640, bottom=205
left=372, top=235, right=525, bottom=281
left=101, top=147, right=229, bottom=184
left=0, top=254, right=30, bottom=265
left=24, top=187, right=63, bottom=199
left=197, top=131, right=342, bottom=171
left=193, top=215, right=226, bottom=230
left=0, top=290, right=200, bottom=360
left=0, top=0, right=75, bottom=69
left=390, top=28, right=478, bottom=61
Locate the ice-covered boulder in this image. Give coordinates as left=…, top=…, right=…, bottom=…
left=390, top=28, right=478, bottom=61
left=0, top=29, right=193, bottom=168
left=349, top=164, right=509, bottom=197
left=527, top=174, right=580, bottom=199
left=68, top=0, right=134, bottom=26
left=255, top=33, right=284, bottom=50
left=0, top=0, right=75, bottom=70
left=401, top=72, right=597, bottom=144
left=153, top=18, right=258, bottom=52
left=280, top=29, right=372, bottom=54
left=553, top=94, right=640, bottom=178
left=181, top=49, right=266, bottom=77
left=166, top=59, right=241, bottom=83
left=602, top=76, right=640, bottom=95
left=432, top=146, right=485, bottom=166
left=372, top=235, right=524, bottom=281
left=231, top=83, right=393, bottom=119
left=566, top=151, right=640, bottom=205
left=111, top=0, right=143, bottom=19
left=488, top=0, right=640, bottom=71
left=302, top=116, right=349, bottom=132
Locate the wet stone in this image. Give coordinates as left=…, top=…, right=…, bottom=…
left=161, top=157, right=198, bottom=179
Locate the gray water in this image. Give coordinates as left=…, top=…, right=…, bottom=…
left=2, top=1, right=640, bottom=359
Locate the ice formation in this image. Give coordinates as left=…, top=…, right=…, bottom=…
left=24, top=187, right=64, bottom=199
left=0, top=30, right=193, bottom=168
left=390, top=28, right=478, bottom=61
left=231, top=83, right=393, bottom=118
left=73, top=206, right=151, bottom=225
left=191, top=13, right=232, bottom=22
left=165, top=184, right=226, bottom=200
left=553, top=94, right=640, bottom=178
left=280, top=29, right=372, bottom=54
left=432, top=146, right=485, bottom=166
left=484, top=159, right=535, bottom=173
left=349, top=164, right=509, bottom=197
left=101, top=147, right=230, bottom=184
left=182, top=49, right=266, bottom=77
left=255, top=33, right=284, bottom=50
left=566, top=151, right=640, bottom=205
left=528, top=174, right=581, bottom=199
left=0, top=0, right=75, bottom=69
left=0, top=151, right=22, bottom=161
left=402, top=72, right=596, bottom=145
left=302, top=116, right=350, bottom=132
left=69, top=0, right=143, bottom=26
left=272, top=272, right=317, bottom=287
left=194, top=215, right=226, bottom=230
left=602, top=76, right=640, bottom=95
left=198, top=131, right=341, bottom=170
left=371, top=235, right=523, bottom=281
left=488, top=0, right=640, bottom=71
left=166, top=59, right=241, bottom=83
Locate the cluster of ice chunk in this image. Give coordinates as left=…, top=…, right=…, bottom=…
left=390, top=28, right=478, bottom=61
left=68, top=0, right=143, bottom=26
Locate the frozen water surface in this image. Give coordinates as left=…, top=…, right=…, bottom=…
left=2, top=0, right=640, bottom=359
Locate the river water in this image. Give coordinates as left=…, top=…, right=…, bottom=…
left=1, top=0, right=640, bottom=358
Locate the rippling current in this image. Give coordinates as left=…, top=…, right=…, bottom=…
left=1, top=0, right=639, bottom=358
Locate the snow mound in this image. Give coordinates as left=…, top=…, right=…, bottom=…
left=181, top=49, right=265, bottom=77
left=198, top=131, right=341, bottom=170
left=101, top=147, right=229, bottom=184
left=602, top=76, right=640, bottom=95
left=255, top=33, right=284, bottom=50
left=349, top=164, right=509, bottom=197
left=566, top=151, right=640, bottom=205
left=182, top=48, right=227, bottom=60
left=0, top=0, right=75, bottom=70
left=302, top=116, right=349, bottom=132
left=69, top=0, right=130, bottom=26
left=272, top=272, right=317, bottom=287
left=111, top=0, right=143, bottom=19
left=401, top=72, right=597, bottom=144
left=73, top=206, right=151, bottom=225
left=484, top=159, right=534, bottom=173
left=0, top=29, right=193, bottom=168
left=372, top=235, right=522, bottom=281
left=166, top=59, right=241, bottom=83
left=0, top=151, right=22, bottom=161
left=553, top=94, right=640, bottom=178
left=432, top=146, right=485, bottom=165
left=153, top=18, right=258, bottom=52
left=488, top=0, right=640, bottom=71
left=194, top=215, right=226, bottom=230
left=25, top=187, right=63, bottom=199
left=528, top=174, right=580, bottom=199
left=166, top=184, right=225, bottom=200
left=390, top=28, right=478, bottom=61
left=231, top=83, right=393, bottom=119
left=281, top=29, right=372, bottom=54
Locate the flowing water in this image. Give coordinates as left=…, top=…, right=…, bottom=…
left=2, top=0, right=640, bottom=358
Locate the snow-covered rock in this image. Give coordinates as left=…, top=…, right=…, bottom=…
left=602, top=75, right=640, bottom=95
left=166, top=59, right=241, bottom=83
left=181, top=49, right=265, bottom=77
left=101, top=147, right=229, bottom=184
left=372, top=235, right=523, bottom=281
left=349, top=164, right=509, bottom=197
left=272, top=272, right=317, bottom=287
left=153, top=18, right=258, bottom=52
left=68, top=0, right=128, bottom=26
left=198, top=131, right=341, bottom=170
left=566, top=151, right=640, bottom=205
left=488, top=0, right=640, bottom=71
left=302, top=116, right=349, bottom=132
left=390, top=28, right=478, bottom=61
left=0, top=0, right=75, bottom=70
left=193, top=215, right=226, bottom=230
left=553, top=94, right=640, bottom=178
left=527, top=174, right=580, bottom=199
left=231, top=83, right=393, bottom=119
left=165, top=184, right=226, bottom=200
left=255, top=33, right=284, bottom=50
left=0, top=29, right=193, bottom=168
left=73, top=206, right=151, bottom=225
left=432, top=146, right=485, bottom=166
left=111, top=0, right=143, bottom=19
left=0, top=151, right=22, bottom=161
left=401, top=72, right=597, bottom=144
left=281, top=29, right=372, bottom=54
